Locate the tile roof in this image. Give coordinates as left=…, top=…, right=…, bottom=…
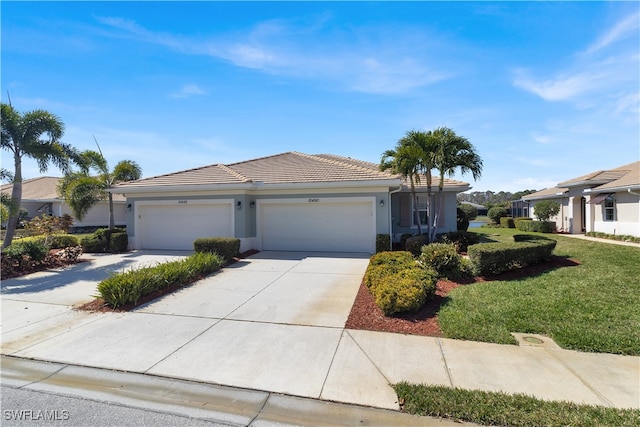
left=595, top=161, right=639, bottom=190
left=112, top=152, right=471, bottom=192
left=522, top=187, right=569, bottom=201
left=1, top=176, right=125, bottom=202
left=557, top=161, right=639, bottom=187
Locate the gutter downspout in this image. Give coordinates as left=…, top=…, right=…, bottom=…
left=388, top=184, right=403, bottom=250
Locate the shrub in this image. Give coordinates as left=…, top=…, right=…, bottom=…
left=437, top=231, right=480, bottom=253
left=456, top=208, right=469, bottom=231
left=375, top=234, right=391, bottom=253
left=81, top=237, right=109, bottom=253
left=516, top=220, right=555, bottom=233
left=109, top=233, right=128, bottom=253
left=365, top=251, right=437, bottom=316
left=97, top=252, right=224, bottom=308
left=405, top=234, right=429, bottom=256
left=419, top=243, right=470, bottom=280
left=499, top=217, right=515, bottom=228
left=193, top=237, right=241, bottom=262
left=513, top=217, right=532, bottom=228
left=467, top=237, right=557, bottom=276
left=534, top=200, right=560, bottom=221
left=487, top=206, right=508, bottom=225
left=48, top=234, right=80, bottom=249
left=3, top=239, right=49, bottom=261
left=458, top=203, right=478, bottom=221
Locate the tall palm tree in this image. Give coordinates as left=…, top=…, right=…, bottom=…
left=381, top=130, right=438, bottom=236
left=58, top=141, right=141, bottom=230
left=1, top=103, right=80, bottom=248
left=430, top=127, right=483, bottom=242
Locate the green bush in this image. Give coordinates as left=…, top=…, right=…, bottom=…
left=467, top=237, right=557, bottom=276
left=437, top=231, right=480, bottom=253
left=48, top=234, right=79, bottom=249
left=404, top=234, right=429, bottom=256
left=97, top=252, right=224, bottom=308
left=365, top=251, right=437, bottom=316
left=109, top=233, right=128, bottom=253
left=375, top=234, right=391, bottom=253
left=499, top=217, right=515, bottom=228
left=487, top=206, right=508, bottom=224
left=516, top=220, right=555, bottom=233
left=458, top=203, right=478, bottom=221
left=81, top=237, right=109, bottom=253
left=513, top=217, right=532, bottom=228
left=3, top=239, right=49, bottom=261
left=193, top=237, right=241, bottom=262
left=456, top=208, right=469, bottom=231
left=419, top=243, right=470, bottom=280
left=533, top=200, right=560, bottom=221
left=585, top=231, right=640, bottom=243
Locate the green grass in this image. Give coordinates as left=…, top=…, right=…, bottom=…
left=394, top=383, right=640, bottom=427
left=439, top=228, right=640, bottom=355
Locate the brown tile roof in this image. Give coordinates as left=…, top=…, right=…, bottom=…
left=557, top=161, right=638, bottom=187
left=522, top=187, right=569, bottom=201
left=1, top=176, right=125, bottom=202
left=112, top=152, right=471, bottom=192
left=595, top=161, right=640, bottom=190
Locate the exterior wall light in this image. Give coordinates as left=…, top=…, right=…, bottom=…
left=236, top=201, right=242, bottom=210
left=379, top=199, right=385, bottom=207
left=249, top=201, right=256, bottom=208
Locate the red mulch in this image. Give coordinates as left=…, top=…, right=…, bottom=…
left=345, top=255, right=580, bottom=337
left=0, top=250, right=90, bottom=280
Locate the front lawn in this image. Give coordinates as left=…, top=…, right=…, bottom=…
left=438, top=228, right=640, bottom=355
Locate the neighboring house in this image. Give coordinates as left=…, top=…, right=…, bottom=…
left=521, top=161, right=640, bottom=236
left=459, top=201, right=488, bottom=216
left=109, top=152, right=470, bottom=253
left=0, top=176, right=127, bottom=230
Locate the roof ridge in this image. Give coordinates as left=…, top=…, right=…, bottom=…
left=226, top=152, right=295, bottom=167
left=298, top=152, right=395, bottom=179
left=218, top=164, right=251, bottom=182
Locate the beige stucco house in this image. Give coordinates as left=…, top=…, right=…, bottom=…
left=109, top=152, right=470, bottom=253
left=522, top=161, right=640, bottom=237
left=1, top=176, right=127, bottom=230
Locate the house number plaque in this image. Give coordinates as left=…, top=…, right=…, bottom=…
left=307, top=198, right=320, bottom=203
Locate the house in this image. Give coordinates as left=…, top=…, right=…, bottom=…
left=108, top=152, right=470, bottom=253
left=521, top=161, right=640, bottom=236
left=0, top=176, right=127, bottom=230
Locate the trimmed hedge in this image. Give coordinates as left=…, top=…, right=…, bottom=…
left=81, top=228, right=128, bottom=253
left=364, top=251, right=437, bottom=316
left=499, top=217, right=515, bottom=228
left=376, top=234, right=391, bottom=253
left=97, top=252, right=224, bottom=308
left=467, top=236, right=557, bottom=276
left=516, top=220, right=555, bottom=233
left=193, top=237, right=241, bottom=262
left=405, top=234, right=429, bottom=256
left=2, top=239, right=49, bottom=261
left=437, top=231, right=480, bottom=253
left=418, top=243, right=472, bottom=280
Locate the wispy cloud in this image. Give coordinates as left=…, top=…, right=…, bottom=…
left=96, top=15, right=451, bottom=95
left=170, top=84, right=206, bottom=99
left=512, top=12, right=639, bottom=118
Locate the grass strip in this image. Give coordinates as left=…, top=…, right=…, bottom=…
left=394, top=383, right=640, bottom=427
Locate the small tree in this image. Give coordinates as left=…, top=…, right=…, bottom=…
left=487, top=206, right=508, bottom=224
left=458, top=203, right=478, bottom=220
left=534, top=200, right=560, bottom=221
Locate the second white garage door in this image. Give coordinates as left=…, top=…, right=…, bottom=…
left=137, top=200, right=234, bottom=250
left=259, top=198, right=375, bottom=253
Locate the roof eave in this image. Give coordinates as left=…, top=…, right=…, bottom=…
left=107, top=182, right=255, bottom=194
left=583, top=185, right=640, bottom=194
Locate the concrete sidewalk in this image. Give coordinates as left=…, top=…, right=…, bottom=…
left=1, top=250, right=639, bottom=424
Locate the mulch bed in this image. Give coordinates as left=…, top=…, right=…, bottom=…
left=0, top=250, right=90, bottom=280
left=345, top=255, right=580, bottom=337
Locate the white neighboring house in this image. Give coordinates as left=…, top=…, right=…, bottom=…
left=108, top=152, right=470, bottom=253
left=522, top=161, right=640, bottom=237
left=1, top=176, right=127, bottom=230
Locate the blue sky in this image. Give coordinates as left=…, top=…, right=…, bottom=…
left=2, top=1, right=639, bottom=193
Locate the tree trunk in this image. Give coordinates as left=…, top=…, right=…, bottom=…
left=410, top=177, right=423, bottom=235
left=2, top=156, right=22, bottom=249
left=108, top=192, right=115, bottom=230
left=432, top=186, right=445, bottom=242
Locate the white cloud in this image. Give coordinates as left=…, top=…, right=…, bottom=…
left=583, top=12, right=639, bottom=55
left=96, top=15, right=451, bottom=95
left=170, top=84, right=206, bottom=99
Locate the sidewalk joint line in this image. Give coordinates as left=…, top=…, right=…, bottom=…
left=436, top=338, right=455, bottom=387
left=319, top=329, right=346, bottom=398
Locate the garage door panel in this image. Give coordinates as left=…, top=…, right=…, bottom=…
left=139, top=203, right=233, bottom=250
left=260, top=200, right=374, bottom=253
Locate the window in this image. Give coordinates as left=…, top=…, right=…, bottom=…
left=604, top=196, right=615, bottom=221
left=416, top=196, right=429, bottom=226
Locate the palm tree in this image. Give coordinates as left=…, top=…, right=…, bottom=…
left=58, top=141, right=141, bottom=230
left=1, top=103, right=80, bottom=248
left=430, top=127, right=483, bottom=242
left=381, top=130, right=438, bottom=236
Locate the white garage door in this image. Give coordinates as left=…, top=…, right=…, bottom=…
left=137, top=201, right=234, bottom=250
left=259, top=198, right=375, bottom=253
